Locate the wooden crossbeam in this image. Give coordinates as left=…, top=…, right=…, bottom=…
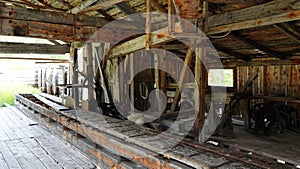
left=78, top=0, right=128, bottom=14
left=0, top=42, right=70, bottom=54
left=230, top=31, right=287, bottom=59
left=150, top=0, right=167, bottom=13
left=108, top=0, right=300, bottom=59
left=66, top=0, right=98, bottom=14
left=114, top=2, right=145, bottom=24
left=208, top=0, right=300, bottom=34
left=274, top=23, right=300, bottom=44
left=35, top=0, right=67, bottom=12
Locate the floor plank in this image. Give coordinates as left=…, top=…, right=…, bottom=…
left=0, top=107, right=96, bottom=169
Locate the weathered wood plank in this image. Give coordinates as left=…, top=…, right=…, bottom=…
left=0, top=42, right=69, bottom=54
left=78, top=0, right=128, bottom=14
left=0, top=141, right=22, bottom=169
left=33, top=94, right=70, bottom=111
left=108, top=0, right=300, bottom=59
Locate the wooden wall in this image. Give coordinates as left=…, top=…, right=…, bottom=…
left=236, top=64, right=300, bottom=115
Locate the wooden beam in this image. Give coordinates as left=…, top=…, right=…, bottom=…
left=0, top=42, right=70, bottom=54
left=208, top=0, right=300, bottom=34
left=273, top=23, right=300, bottom=44
left=170, top=48, right=193, bottom=113
left=194, top=0, right=208, bottom=142
left=78, top=0, right=128, bottom=14
left=108, top=0, right=300, bottom=59
left=66, top=0, right=98, bottom=14
left=223, top=59, right=300, bottom=67
left=230, top=31, right=287, bottom=59
left=35, top=0, right=67, bottom=12
left=0, top=4, right=142, bottom=42
left=48, top=40, right=61, bottom=46
left=0, top=56, right=68, bottom=61
left=114, top=2, right=145, bottom=25
left=145, top=0, right=151, bottom=50
left=150, top=0, right=167, bottom=13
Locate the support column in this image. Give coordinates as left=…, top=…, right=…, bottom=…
left=194, top=0, right=208, bottom=141
left=87, top=43, right=97, bottom=111
left=70, top=44, right=79, bottom=107
left=130, top=53, right=135, bottom=112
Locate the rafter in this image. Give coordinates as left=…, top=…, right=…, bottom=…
left=114, top=2, right=145, bottom=24
left=1, top=0, right=48, bottom=10
left=35, top=0, right=67, bottom=12
left=78, top=0, right=128, bottom=14
left=273, top=23, right=300, bottom=44
left=66, top=0, right=98, bottom=14
left=213, top=44, right=251, bottom=61
left=230, top=31, right=287, bottom=59
left=108, top=0, right=300, bottom=59
left=150, top=0, right=167, bottom=13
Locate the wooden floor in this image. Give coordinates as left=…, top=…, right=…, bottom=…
left=210, top=125, right=300, bottom=166
left=0, top=106, right=97, bottom=169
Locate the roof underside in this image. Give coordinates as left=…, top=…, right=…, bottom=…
left=0, top=0, right=300, bottom=61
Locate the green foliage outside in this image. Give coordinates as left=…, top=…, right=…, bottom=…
left=208, top=69, right=234, bottom=87
left=0, top=84, right=41, bottom=107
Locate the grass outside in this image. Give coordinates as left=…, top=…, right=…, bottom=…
left=0, top=84, right=41, bottom=107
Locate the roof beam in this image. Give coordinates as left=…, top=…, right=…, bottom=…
left=208, top=0, right=300, bottom=34
left=108, top=0, right=300, bottom=59
left=66, top=0, right=98, bottom=14
left=0, top=4, right=113, bottom=42
left=78, top=0, right=128, bottom=14
left=150, top=0, right=167, bottom=13
left=273, top=23, right=300, bottom=44
left=230, top=31, right=287, bottom=59
left=0, top=42, right=70, bottom=54
left=213, top=44, right=251, bottom=61
left=114, top=2, right=145, bottom=24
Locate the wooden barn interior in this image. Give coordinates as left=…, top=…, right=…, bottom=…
left=0, top=0, right=300, bottom=168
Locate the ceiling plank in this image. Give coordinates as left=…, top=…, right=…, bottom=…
left=35, top=0, right=67, bottom=12
left=213, top=43, right=251, bottom=61
left=78, top=0, right=128, bottom=14
left=0, top=42, right=70, bottom=54
left=230, top=31, right=287, bottom=59
left=66, top=0, right=98, bottom=14
left=108, top=0, right=300, bottom=59
left=273, top=23, right=300, bottom=44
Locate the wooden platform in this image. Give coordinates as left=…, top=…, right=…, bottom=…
left=14, top=93, right=296, bottom=169
left=210, top=125, right=300, bottom=166
left=0, top=106, right=97, bottom=169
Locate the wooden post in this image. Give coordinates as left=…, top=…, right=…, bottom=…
left=119, top=57, right=125, bottom=105
left=170, top=48, right=193, bottom=113
left=87, top=43, right=97, bottom=111
left=145, top=0, right=151, bottom=50
left=154, top=52, right=161, bottom=112
left=130, top=53, right=135, bottom=112
left=194, top=0, right=208, bottom=142
left=168, top=0, right=175, bottom=34
left=70, top=44, right=79, bottom=107
left=160, top=49, right=167, bottom=114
